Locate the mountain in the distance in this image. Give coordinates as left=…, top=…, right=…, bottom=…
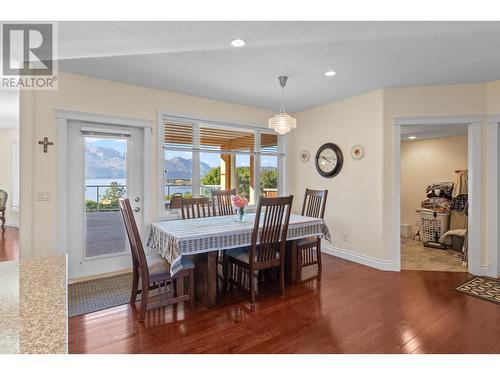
left=85, top=145, right=126, bottom=179
left=86, top=145, right=250, bottom=181
left=165, top=157, right=212, bottom=180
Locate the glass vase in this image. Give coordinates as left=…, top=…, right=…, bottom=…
left=235, top=207, right=246, bottom=221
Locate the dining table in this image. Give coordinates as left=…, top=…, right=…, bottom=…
left=147, top=212, right=331, bottom=307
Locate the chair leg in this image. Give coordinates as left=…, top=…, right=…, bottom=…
left=280, top=264, right=285, bottom=296
left=249, top=270, right=255, bottom=304
left=189, top=270, right=195, bottom=309
left=316, top=238, right=322, bottom=279
left=139, top=279, right=149, bottom=322
left=130, top=269, right=139, bottom=304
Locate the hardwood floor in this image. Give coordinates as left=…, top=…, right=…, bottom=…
left=0, top=227, right=19, bottom=262
left=68, top=254, right=500, bottom=354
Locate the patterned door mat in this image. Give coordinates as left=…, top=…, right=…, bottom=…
left=453, top=276, right=500, bottom=305
left=69, top=273, right=133, bottom=317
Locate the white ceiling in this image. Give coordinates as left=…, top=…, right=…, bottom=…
left=56, top=21, right=500, bottom=112
left=0, top=90, right=19, bottom=129
left=401, top=123, right=468, bottom=141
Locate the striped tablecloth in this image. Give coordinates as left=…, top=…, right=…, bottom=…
left=147, top=213, right=331, bottom=275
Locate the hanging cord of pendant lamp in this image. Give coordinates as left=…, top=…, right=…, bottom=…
left=268, top=75, right=297, bottom=134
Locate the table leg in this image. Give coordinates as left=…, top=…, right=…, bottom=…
left=189, top=251, right=217, bottom=308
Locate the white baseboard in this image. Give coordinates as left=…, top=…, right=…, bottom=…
left=5, top=223, right=19, bottom=228
left=322, top=242, right=394, bottom=271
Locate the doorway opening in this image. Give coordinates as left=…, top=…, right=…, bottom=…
left=400, top=125, right=468, bottom=271
left=393, top=116, right=482, bottom=274
left=0, top=89, right=19, bottom=262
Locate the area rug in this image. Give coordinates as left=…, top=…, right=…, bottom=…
left=453, top=276, right=500, bottom=305
left=68, top=273, right=133, bottom=317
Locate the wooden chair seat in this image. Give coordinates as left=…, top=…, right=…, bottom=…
left=295, top=237, right=318, bottom=248
left=146, top=255, right=194, bottom=281
left=227, top=247, right=281, bottom=264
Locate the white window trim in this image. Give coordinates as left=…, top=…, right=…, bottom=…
left=157, top=111, right=287, bottom=221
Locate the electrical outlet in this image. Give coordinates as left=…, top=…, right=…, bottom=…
left=343, top=233, right=348, bottom=242
left=37, top=191, right=51, bottom=201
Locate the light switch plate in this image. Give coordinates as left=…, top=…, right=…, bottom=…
left=37, top=191, right=51, bottom=201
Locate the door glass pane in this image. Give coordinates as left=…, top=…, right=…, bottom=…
left=85, top=137, right=127, bottom=258
left=164, top=150, right=193, bottom=210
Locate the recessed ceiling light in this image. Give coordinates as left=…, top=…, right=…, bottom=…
left=324, top=71, right=336, bottom=77
left=408, top=136, right=417, bottom=140
left=231, top=39, right=246, bottom=47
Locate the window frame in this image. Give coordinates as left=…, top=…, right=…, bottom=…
left=157, top=112, right=287, bottom=220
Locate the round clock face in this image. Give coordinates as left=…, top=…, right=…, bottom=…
left=315, top=143, right=343, bottom=178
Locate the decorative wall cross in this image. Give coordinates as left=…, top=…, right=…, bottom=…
left=38, top=137, right=54, bottom=153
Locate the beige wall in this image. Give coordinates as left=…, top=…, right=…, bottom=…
left=0, top=127, right=19, bottom=227
left=290, top=90, right=385, bottom=260
left=400, top=135, right=468, bottom=232
left=486, top=80, right=500, bottom=115
left=20, top=72, right=274, bottom=258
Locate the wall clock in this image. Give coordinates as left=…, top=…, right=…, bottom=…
left=315, top=143, right=344, bottom=178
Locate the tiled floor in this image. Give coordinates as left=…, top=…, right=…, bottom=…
left=401, top=238, right=467, bottom=272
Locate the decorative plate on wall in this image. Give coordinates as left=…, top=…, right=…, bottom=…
left=351, top=144, right=365, bottom=160
left=299, top=150, right=310, bottom=162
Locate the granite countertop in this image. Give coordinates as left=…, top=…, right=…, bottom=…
left=0, top=261, right=20, bottom=354
left=19, top=255, right=68, bottom=354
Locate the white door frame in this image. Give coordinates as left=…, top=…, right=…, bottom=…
left=55, top=110, right=152, bottom=259
left=487, top=115, right=500, bottom=278
left=392, top=115, right=483, bottom=274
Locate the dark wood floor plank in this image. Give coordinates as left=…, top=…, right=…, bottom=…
left=0, top=227, right=19, bottom=262
left=67, top=254, right=500, bottom=354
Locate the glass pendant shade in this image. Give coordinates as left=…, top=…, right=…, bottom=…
left=268, top=112, right=297, bottom=135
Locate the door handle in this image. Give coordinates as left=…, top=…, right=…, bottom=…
left=134, top=207, right=141, bottom=213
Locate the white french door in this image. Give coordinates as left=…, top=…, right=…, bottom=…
left=66, top=121, right=144, bottom=279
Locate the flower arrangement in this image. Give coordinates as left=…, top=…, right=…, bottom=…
left=232, top=195, right=248, bottom=221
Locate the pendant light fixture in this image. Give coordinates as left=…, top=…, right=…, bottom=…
left=268, top=75, right=297, bottom=135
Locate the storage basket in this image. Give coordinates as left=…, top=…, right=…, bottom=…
left=400, top=224, right=413, bottom=238
left=417, top=209, right=450, bottom=242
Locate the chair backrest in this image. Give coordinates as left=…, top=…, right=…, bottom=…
left=250, top=195, right=294, bottom=267
left=180, top=197, right=212, bottom=219
left=169, top=193, right=183, bottom=209
left=301, top=189, right=328, bottom=219
left=0, top=190, right=7, bottom=211
left=212, top=189, right=236, bottom=216
left=119, top=198, right=149, bottom=281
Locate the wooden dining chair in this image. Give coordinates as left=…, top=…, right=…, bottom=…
left=296, top=189, right=328, bottom=280
left=212, top=189, right=236, bottom=216
left=226, top=195, right=294, bottom=304
left=180, top=197, right=212, bottom=219
left=119, top=198, right=195, bottom=322
left=169, top=192, right=183, bottom=209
